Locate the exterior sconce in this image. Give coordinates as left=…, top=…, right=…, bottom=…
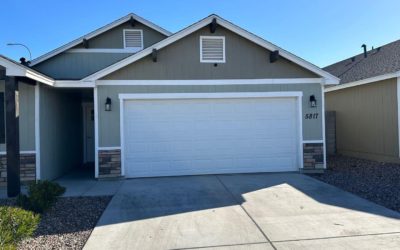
left=309, top=95, right=317, bottom=108
left=105, top=97, right=112, bottom=111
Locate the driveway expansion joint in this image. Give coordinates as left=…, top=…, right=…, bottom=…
left=169, top=241, right=270, bottom=250
left=271, top=231, right=400, bottom=243
left=215, top=175, right=278, bottom=250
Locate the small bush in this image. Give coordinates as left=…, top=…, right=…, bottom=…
left=17, top=181, right=66, bottom=213
left=0, top=206, right=40, bottom=249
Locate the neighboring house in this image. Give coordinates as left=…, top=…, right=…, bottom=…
left=324, top=40, right=400, bottom=163
left=0, top=13, right=338, bottom=184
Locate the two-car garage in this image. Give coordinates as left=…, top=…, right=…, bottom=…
left=120, top=92, right=303, bottom=178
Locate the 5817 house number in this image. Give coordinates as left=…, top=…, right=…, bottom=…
left=305, top=113, right=319, bottom=119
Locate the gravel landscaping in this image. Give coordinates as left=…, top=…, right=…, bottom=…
left=309, top=155, right=400, bottom=213
left=1, top=196, right=111, bottom=250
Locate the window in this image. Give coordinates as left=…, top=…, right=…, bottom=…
left=200, top=36, right=225, bottom=63
left=0, top=93, right=4, bottom=144
left=123, top=29, right=143, bottom=51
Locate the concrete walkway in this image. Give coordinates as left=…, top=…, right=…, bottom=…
left=84, top=173, right=400, bottom=250
left=0, top=170, right=123, bottom=198
left=55, top=170, right=123, bottom=197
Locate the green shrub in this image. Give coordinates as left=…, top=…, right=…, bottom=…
left=16, top=181, right=66, bottom=213
left=0, top=206, right=40, bottom=249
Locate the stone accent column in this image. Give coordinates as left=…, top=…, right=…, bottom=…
left=303, top=143, right=324, bottom=172
left=0, top=153, right=36, bottom=186
left=98, top=149, right=121, bottom=178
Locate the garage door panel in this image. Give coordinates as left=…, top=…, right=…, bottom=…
left=123, top=97, right=299, bottom=177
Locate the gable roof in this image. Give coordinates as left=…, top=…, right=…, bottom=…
left=30, top=13, right=172, bottom=66
left=0, top=55, right=54, bottom=85
left=324, top=39, right=400, bottom=84
left=82, top=14, right=339, bottom=84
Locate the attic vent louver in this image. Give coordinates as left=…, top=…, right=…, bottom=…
left=123, top=29, right=143, bottom=51
left=200, top=36, right=225, bottom=63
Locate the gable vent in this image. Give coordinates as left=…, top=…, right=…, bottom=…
left=124, top=29, right=143, bottom=50
left=200, top=36, right=225, bottom=63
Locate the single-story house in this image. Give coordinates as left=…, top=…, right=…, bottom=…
left=0, top=13, right=339, bottom=184
left=324, top=40, right=400, bottom=163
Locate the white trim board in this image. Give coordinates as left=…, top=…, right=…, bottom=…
left=66, top=49, right=137, bottom=53
left=94, top=87, right=99, bottom=178
left=0, top=56, right=54, bottom=86
left=397, top=77, right=400, bottom=157
left=325, top=71, right=400, bottom=93
left=98, top=146, right=121, bottom=150
left=35, top=84, right=41, bottom=180
left=119, top=97, right=125, bottom=177
left=0, top=151, right=36, bottom=155
left=303, top=140, right=324, bottom=143
left=96, top=78, right=324, bottom=86
left=83, top=14, right=339, bottom=84
left=118, top=91, right=304, bottom=176
left=54, top=81, right=95, bottom=88
left=118, top=92, right=303, bottom=100
left=30, top=13, right=172, bottom=66
left=321, top=85, right=327, bottom=169
left=297, top=96, right=304, bottom=169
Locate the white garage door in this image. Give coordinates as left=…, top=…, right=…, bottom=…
left=122, top=96, right=300, bottom=178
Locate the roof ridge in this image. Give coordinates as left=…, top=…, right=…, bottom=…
left=324, top=38, right=400, bottom=69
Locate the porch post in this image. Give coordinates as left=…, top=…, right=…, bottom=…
left=5, top=76, right=20, bottom=197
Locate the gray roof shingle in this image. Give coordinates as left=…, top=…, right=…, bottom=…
left=323, top=39, right=400, bottom=84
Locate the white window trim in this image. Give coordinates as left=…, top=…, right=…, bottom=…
left=123, top=29, right=144, bottom=51
left=118, top=91, right=304, bottom=176
left=200, top=36, right=226, bottom=63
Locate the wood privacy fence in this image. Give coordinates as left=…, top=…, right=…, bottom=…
left=325, top=111, right=336, bottom=155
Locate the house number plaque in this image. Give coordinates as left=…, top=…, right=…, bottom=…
left=305, top=113, right=319, bottom=119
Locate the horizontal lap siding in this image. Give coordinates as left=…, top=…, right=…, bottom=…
left=0, top=81, right=35, bottom=151
left=325, top=78, right=399, bottom=162
left=39, top=85, right=83, bottom=180
left=32, top=21, right=167, bottom=79
left=102, top=26, right=318, bottom=80
left=97, top=83, right=323, bottom=147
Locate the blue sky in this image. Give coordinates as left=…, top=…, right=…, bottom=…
left=1, top=0, right=399, bottom=67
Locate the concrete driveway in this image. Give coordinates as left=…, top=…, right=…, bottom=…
left=84, top=173, right=400, bottom=250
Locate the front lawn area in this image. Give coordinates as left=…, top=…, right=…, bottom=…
left=308, top=155, right=400, bottom=213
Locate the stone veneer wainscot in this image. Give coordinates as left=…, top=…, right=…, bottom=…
left=303, top=143, right=324, bottom=170
left=98, top=149, right=121, bottom=178
left=0, top=153, right=36, bottom=186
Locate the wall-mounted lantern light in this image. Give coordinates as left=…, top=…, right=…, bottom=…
left=105, top=97, right=112, bottom=111
left=309, top=95, right=317, bottom=108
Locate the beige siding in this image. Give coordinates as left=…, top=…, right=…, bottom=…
left=325, top=78, right=399, bottom=162
left=97, top=83, right=323, bottom=147
left=0, top=81, right=35, bottom=151
left=102, top=26, right=318, bottom=80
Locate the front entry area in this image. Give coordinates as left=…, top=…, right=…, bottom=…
left=121, top=93, right=302, bottom=178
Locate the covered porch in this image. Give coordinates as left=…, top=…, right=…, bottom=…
left=0, top=55, right=95, bottom=197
